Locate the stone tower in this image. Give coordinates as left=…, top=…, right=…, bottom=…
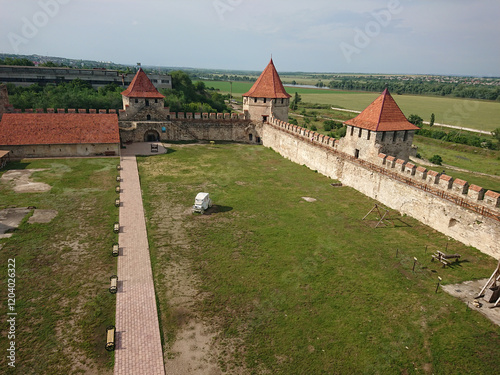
left=120, top=68, right=166, bottom=121
left=243, top=59, right=291, bottom=122
left=340, top=88, right=419, bottom=162
left=0, top=84, right=12, bottom=121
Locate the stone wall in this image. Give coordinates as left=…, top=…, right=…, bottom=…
left=263, top=117, right=500, bottom=258
left=119, top=117, right=260, bottom=144
left=6, top=143, right=120, bottom=159
left=0, top=84, right=13, bottom=120
left=242, top=97, right=289, bottom=122
left=338, top=125, right=416, bottom=162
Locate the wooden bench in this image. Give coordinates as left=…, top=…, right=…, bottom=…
left=109, top=275, right=118, bottom=294
left=116, top=164, right=121, bottom=171
left=151, top=144, right=158, bottom=153
left=432, top=251, right=461, bottom=267
left=113, top=223, right=120, bottom=233
left=104, top=151, right=116, bottom=156
left=105, top=325, right=116, bottom=351
left=112, top=244, right=119, bottom=257
left=115, top=198, right=120, bottom=207
left=116, top=175, right=121, bottom=182
left=115, top=186, right=120, bottom=193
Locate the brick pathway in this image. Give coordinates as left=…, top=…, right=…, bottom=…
left=114, top=149, right=165, bottom=375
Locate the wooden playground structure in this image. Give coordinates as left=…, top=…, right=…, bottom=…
left=362, top=204, right=394, bottom=228
left=477, top=259, right=500, bottom=308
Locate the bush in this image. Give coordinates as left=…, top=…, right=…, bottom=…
left=288, top=118, right=298, bottom=125
left=429, top=154, right=443, bottom=165
left=310, top=125, right=317, bottom=131
left=408, top=114, right=424, bottom=128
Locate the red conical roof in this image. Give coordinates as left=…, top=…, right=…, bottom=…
left=121, top=68, right=165, bottom=99
left=345, top=89, right=419, bottom=132
left=243, top=59, right=291, bottom=99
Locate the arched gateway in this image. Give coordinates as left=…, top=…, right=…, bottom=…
left=144, top=129, right=160, bottom=142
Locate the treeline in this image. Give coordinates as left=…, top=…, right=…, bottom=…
left=326, top=79, right=500, bottom=101
left=0, top=57, right=35, bottom=66
left=161, top=71, right=229, bottom=113
left=416, top=127, right=498, bottom=150
left=6, top=80, right=123, bottom=110
left=191, top=73, right=255, bottom=82
left=5, top=72, right=229, bottom=113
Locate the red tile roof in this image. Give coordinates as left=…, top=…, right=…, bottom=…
left=121, top=68, right=165, bottom=99
left=0, top=113, right=119, bottom=145
left=345, top=89, right=419, bottom=132
left=243, top=59, right=291, bottom=99
left=469, top=184, right=484, bottom=192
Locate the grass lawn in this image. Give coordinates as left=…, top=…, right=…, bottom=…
left=139, top=144, right=500, bottom=374
left=413, top=136, right=500, bottom=192
left=204, top=80, right=500, bottom=132
left=0, top=158, right=118, bottom=374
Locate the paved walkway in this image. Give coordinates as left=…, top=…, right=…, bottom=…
left=114, top=143, right=166, bottom=375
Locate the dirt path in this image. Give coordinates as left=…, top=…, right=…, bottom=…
left=1, top=169, right=51, bottom=192
left=410, top=157, right=500, bottom=180
left=151, top=198, right=224, bottom=375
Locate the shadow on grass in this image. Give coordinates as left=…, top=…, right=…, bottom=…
left=3, top=161, right=31, bottom=171
left=204, top=205, right=233, bottom=215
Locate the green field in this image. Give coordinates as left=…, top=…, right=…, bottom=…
left=0, top=159, right=118, bottom=374
left=139, top=144, right=500, bottom=374
left=205, top=80, right=500, bottom=132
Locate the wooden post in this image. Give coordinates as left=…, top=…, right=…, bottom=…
left=412, top=257, right=418, bottom=272
left=435, top=276, right=442, bottom=293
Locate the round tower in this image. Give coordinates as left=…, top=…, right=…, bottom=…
left=243, top=59, right=291, bottom=122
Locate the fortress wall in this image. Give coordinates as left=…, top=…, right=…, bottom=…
left=119, top=119, right=257, bottom=144
left=6, top=143, right=119, bottom=158
left=263, top=118, right=500, bottom=258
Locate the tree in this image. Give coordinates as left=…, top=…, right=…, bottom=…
left=407, top=114, right=424, bottom=128
left=429, top=154, right=443, bottom=165
left=492, top=127, right=500, bottom=142
left=290, top=92, right=301, bottom=110
left=430, top=113, right=435, bottom=127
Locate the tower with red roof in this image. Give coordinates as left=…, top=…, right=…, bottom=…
left=121, top=68, right=166, bottom=122
left=243, top=59, right=291, bottom=122
left=340, top=88, right=419, bottom=162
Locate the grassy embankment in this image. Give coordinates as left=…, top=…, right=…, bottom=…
left=0, top=159, right=118, bottom=374
left=139, top=144, right=500, bottom=374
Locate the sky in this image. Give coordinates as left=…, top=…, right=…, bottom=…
left=0, top=0, right=499, bottom=76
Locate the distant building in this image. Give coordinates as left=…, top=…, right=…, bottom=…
left=0, top=65, right=172, bottom=90
left=339, top=88, right=419, bottom=162
left=243, top=59, right=291, bottom=122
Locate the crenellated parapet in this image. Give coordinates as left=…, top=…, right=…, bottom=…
left=377, top=152, right=500, bottom=211
left=267, top=116, right=338, bottom=148
left=266, top=116, right=500, bottom=221
left=11, top=107, right=119, bottom=114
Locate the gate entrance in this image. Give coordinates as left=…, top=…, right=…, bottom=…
left=144, top=130, right=160, bottom=142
